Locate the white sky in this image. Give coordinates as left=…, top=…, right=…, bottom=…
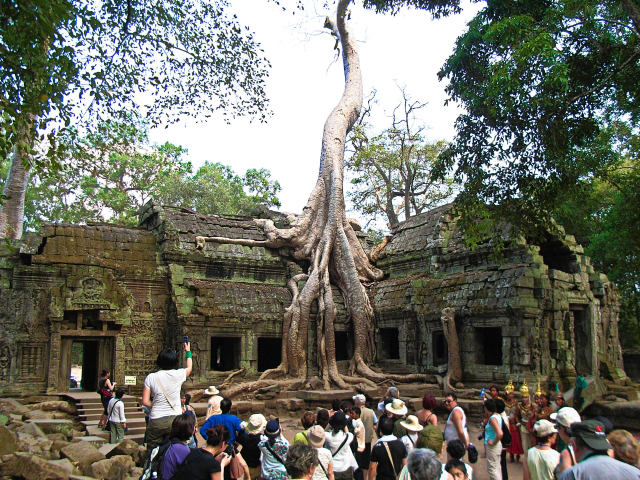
left=149, top=1, right=481, bottom=216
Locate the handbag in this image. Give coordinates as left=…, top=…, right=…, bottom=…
left=229, top=452, right=245, bottom=479
left=467, top=443, right=478, bottom=464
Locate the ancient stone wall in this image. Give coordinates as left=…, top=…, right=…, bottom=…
left=0, top=202, right=627, bottom=394
left=0, top=224, right=167, bottom=395
left=372, top=204, right=624, bottom=388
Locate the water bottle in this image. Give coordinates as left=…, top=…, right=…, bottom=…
left=479, top=386, right=486, bottom=399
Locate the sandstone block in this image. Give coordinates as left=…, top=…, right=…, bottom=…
left=34, top=400, right=76, bottom=414
left=275, top=398, right=305, bottom=412
left=0, top=452, right=70, bottom=480
left=61, top=441, right=105, bottom=468
left=0, top=398, right=29, bottom=416
left=17, top=431, right=54, bottom=456
left=106, top=439, right=144, bottom=465
left=86, top=455, right=134, bottom=480
left=0, top=423, right=18, bottom=455
left=49, top=458, right=77, bottom=476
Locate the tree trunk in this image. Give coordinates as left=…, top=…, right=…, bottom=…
left=440, top=307, right=462, bottom=386
left=197, top=0, right=427, bottom=390
left=0, top=128, right=32, bottom=239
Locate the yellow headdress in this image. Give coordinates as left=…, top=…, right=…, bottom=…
left=534, top=378, right=544, bottom=397
left=519, top=380, right=529, bottom=397
left=505, top=379, right=515, bottom=395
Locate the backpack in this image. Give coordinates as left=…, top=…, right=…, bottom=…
left=139, top=439, right=177, bottom=480
left=416, top=424, right=444, bottom=454
left=501, top=418, right=512, bottom=447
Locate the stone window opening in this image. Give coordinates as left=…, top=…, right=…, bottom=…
left=334, top=331, right=352, bottom=361
left=210, top=337, right=241, bottom=371
left=475, top=327, right=503, bottom=366
left=257, top=337, right=281, bottom=372
left=538, top=235, right=579, bottom=274
left=432, top=331, right=448, bottom=366
left=380, top=327, right=400, bottom=360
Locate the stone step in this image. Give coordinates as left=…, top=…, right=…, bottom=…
left=79, top=412, right=146, bottom=422
left=85, top=425, right=146, bottom=444
left=81, top=418, right=147, bottom=429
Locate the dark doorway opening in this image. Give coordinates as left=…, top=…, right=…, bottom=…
left=69, top=340, right=99, bottom=391
left=475, top=327, right=502, bottom=365
left=335, top=331, right=350, bottom=361
left=432, top=331, right=448, bottom=366
left=380, top=327, right=400, bottom=360
left=258, top=337, right=282, bottom=371
left=572, top=308, right=592, bottom=375
left=210, top=337, right=241, bottom=371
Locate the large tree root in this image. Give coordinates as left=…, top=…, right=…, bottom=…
left=196, top=0, right=428, bottom=392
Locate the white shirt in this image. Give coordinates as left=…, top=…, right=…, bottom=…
left=312, top=447, right=333, bottom=480
left=107, top=397, right=126, bottom=423
left=444, top=406, right=468, bottom=443
left=400, top=432, right=418, bottom=456
left=144, top=368, right=186, bottom=419
left=325, top=430, right=357, bottom=472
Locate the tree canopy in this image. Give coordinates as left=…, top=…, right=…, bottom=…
left=2, top=120, right=281, bottom=229
left=347, top=90, right=456, bottom=230
left=365, top=0, right=640, bottom=344
left=0, top=0, right=271, bottom=238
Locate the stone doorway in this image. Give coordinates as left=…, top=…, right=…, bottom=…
left=572, top=307, right=593, bottom=376
left=210, top=337, right=241, bottom=371
left=380, top=327, right=400, bottom=360
left=257, top=337, right=281, bottom=372
left=58, top=336, right=114, bottom=392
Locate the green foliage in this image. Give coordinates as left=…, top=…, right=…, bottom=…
left=0, top=0, right=271, bottom=168
left=346, top=90, right=456, bottom=229
left=15, top=120, right=281, bottom=228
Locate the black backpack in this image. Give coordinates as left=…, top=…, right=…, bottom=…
left=140, top=439, right=178, bottom=480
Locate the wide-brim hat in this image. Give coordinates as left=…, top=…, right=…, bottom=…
left=308, top=425, right=326, bottom=448
left=265, top=419, right=281, bottom=438
left=242, top=413, right=267, bottom=434
left=386, top=399, right=407, bottom=416
left=400, top=415, right=423, bottom=433
left=550, top=407, right=581, bottom=429
left=571, top=420, right=612, bottom=451
left=534, top=419, right=557, bottom=437
left=205, top=385, right=220, bottom=395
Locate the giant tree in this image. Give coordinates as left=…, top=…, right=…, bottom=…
left=198, top=0, right=427, bottom=391
left=347, top=89, right=455, bottom=230
left=0, top=0, right=270, bottom=238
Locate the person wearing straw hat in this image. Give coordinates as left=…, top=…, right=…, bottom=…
left=399, top=415, right=423, bottom=456
left=524, top=419, right=559, bottom=480
left=558, top=420, right=640, bottom=480
left=205, top=386, right=224, bottom=419
left=238, top=413, right=268, bottom=480
left=385, top=399, right=408, bottom=439
left=308, top=425, right=335, bottom=480
left=259, top=419, right=290, bottom=480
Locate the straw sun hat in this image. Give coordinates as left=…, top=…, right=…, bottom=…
left=385, top=399, right=408, bottom=416
left=400, top=415, right=423, bottom=432
left=242, top=413, right=267, bottom=434
left=204, top=385, right=220, bottom=395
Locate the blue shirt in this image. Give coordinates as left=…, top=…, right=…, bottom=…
left=200, top=413, right=244, bottom=444
left=484, top=414, right=501, bottom=445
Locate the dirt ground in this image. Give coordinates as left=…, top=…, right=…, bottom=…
left=197, top=412, right=525, bottom=480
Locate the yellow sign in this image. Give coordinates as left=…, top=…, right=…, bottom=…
left=124, top=376, right=137, bottom=386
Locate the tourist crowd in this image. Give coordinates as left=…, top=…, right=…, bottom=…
left=97, top=344, right=640, bottom=480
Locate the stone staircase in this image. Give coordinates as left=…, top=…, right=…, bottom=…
left=63, top=392, right=146, bottom=444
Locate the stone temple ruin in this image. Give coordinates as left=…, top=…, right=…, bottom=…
left=0, top=202, right=629, bottom=396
